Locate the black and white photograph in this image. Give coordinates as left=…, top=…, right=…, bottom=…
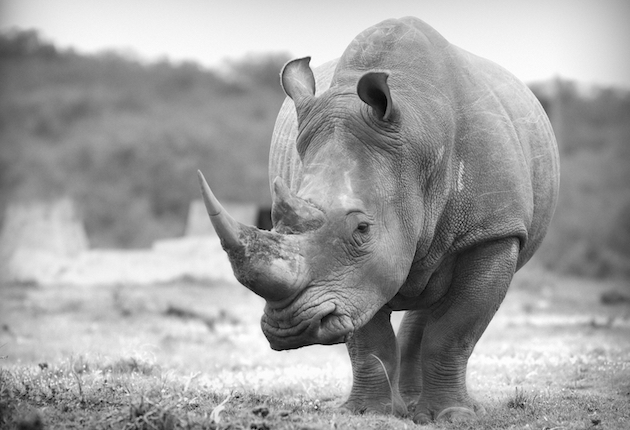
left=1, top=1, right=629, bottom=428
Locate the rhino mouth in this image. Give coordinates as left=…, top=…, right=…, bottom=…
left=261, top=300, right=355, bottom=350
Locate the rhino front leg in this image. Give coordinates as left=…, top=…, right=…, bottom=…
left=412, top=238, right=519, bottom=424
left=397, top=309, right=430, bottom=404
left=342, top=308, right=407, bottom=416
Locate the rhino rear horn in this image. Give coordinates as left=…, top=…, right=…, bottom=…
left=357, top=71, right=393, bottom=121
left=272, top=177, right=325, bottom=234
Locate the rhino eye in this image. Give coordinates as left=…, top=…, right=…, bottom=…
left=356, top=222, right=370, bottom=234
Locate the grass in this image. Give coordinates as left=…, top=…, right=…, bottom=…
left=0, top=356, right=402, bottom=429
left=1, top=267, right=630, bottom=429
left=2, top=357, right=628, bottom=429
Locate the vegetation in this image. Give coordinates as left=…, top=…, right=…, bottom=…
left=0, top=30, right=288, bottom=248
left=2, top=358, right=627, bottom=429
left=531, top=81, right=630, bottom=278
left=1, top=30, right=629, bottom=277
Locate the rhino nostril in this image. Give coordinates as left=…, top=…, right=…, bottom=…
left=316, top=306, right=353, bottom=345
left=319, top=311, right=337, bottom=330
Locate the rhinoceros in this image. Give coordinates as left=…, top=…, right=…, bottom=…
left=197, top=16, right=559, bottom=423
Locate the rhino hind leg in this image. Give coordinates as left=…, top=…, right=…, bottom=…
left=341, top=308, right=407, bottom=417
left=406, top=238, right=518, bottom=424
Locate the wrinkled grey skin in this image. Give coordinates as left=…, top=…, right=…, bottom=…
left=199, top=17, right=559, bottom=424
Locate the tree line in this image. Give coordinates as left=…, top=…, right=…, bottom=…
left=1, top=30, right=628, bottom=277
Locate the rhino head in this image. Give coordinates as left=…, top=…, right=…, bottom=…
left=198, top=57, right=421, bottom=350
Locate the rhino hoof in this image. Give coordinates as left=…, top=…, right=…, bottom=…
left=435, top=406, right=476, bottom=422
left=413, top=412, right=432, bottom=425
left=340, top=396, right=408, bottom=417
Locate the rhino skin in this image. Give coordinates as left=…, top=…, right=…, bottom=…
left=198, top=16, right=559, bottom=424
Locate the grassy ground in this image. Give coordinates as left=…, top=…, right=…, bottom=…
left=1, top=268, right=629, bottom=429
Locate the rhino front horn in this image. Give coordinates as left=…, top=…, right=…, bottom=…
left=197, top=170, right=310, bottom=302
left=197, top=170, right=242, bottom=249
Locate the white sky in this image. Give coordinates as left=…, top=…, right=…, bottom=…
left=1, top=0, right=629, bottom=89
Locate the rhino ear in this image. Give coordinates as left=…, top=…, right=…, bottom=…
left=357, top=71, right=393, bottom=121
left=281, top=57, right=316, bottom=102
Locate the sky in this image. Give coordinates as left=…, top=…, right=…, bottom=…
left=1, top=0, right=629, bottom=89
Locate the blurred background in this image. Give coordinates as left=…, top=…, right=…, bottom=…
left=0, top=0, right=629, bottom=280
